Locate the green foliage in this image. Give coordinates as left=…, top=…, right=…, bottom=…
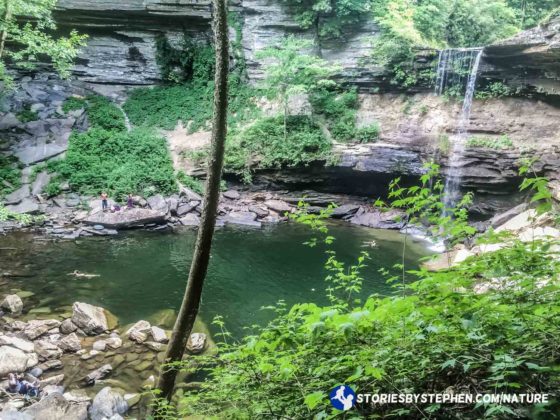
left=507, top=0, right=559, bottom=28
left=0, top=204, right=35, bottom=224
left=466, top=135, right=514, bottom=150
left=0, top=0, right=87, bottom=88
left=475, top=81, right=515, bottom=99
left=46, top=128, right=177, bottom=200
left=85, top=95, right=127, bottom=132
left=16, top=107, right=38, bottom=123
left=168, top=176, right=560, bottom=418
left=123, top=75, right=258, bottom=133
left=256, top=36, right=339, bottom=133
left=309, top=87, right=358, bottom=142
left=62, top=96, right=86, bottom=113
left=519, top=157, right=556, bottom=216
left=225, top=115, right=331, bottom=182
left=176, top=171, right=204, bottom=195
left=355, top=123, right=380, bottom=143
left=280, top=0, right=370, bottom=39
left=155, top=34, right=214, bottom=84
left=0, top=154, right=21, bottom=196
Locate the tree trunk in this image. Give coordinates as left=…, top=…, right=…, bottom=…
left=0, top=0, right=11, bottom=60
left=153, top=0, right=229, bottom=414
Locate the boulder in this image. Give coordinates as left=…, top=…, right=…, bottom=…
left=3, top=185, right=31, bottom=206
left=0, top=295, right=23, bottom=314
left=223, top=190, right=240, bottom=200
left=0, top=346, right=39, bottom=376
left=126, top=320, right=151, bottom=343
left=83, top=208, right=167, bottom=229
left=167, top=195, right=179, bottom=215
left=5, top=198, right=40, bottom=215
left=350, top=209, right=406, bottom=229
left=222, top=211, right=261, bottom=228
left=84, top=364, right=113, bottom=386
left=180, top=213, right=200, bottom=227
left=34, top=340, right=63, bottom=361
left=23, top=319, right=61, bottom=340
left=144, top=341, right=164, bottom=352
left=39, top=374, right=64, bottom=387
left=58, top=333, right=81, bottom=352
left=150, top=326, right=168, bottom=344
left=0, top=335, right=34, bottom=352
left=88, top=387, right=128, bottom=420
left=14, top=144, right=66, bottom=165
left=248, top=205, right=269, bottom=218
left=489, top=203, right=529, bottom=228
left=71, top=302, right=109, bottom=335
left=22, top=393, right=88, bottom=420
left=186, top=333, right=207, bottom=355
left=31, top=171, right=51, bottom=197
left=63, top=390, right=92, bottom=404
left=176, top=201, right=198, bottom=217
left=264, top=199, right=291, bottom=214
left=105, top=336, right=123, bottom=350
left=36, top=359, right=63, bottom=373
left=331, top=204, right=361, bottom=219
left=147, top=194, right=168, bottom=213
left=60, top=319, right=78, bottom=334
left=0, top=408, right=32, bottom=420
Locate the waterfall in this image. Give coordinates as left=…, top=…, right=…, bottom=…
left=434, top=48, right=483, bottom=210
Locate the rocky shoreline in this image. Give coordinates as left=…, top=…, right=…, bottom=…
left=0, top=295, right=212, bottom=419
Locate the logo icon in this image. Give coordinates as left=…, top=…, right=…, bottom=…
left=329, top=385, right=356, bottom=411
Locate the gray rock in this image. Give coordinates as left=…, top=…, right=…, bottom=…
left=144, top=341, right=164, bottom=352
left=36, top=359, right=63, bottom=373
left=60, top=319, right=78, bottom=334
left=41, top=385, right=65, bottom=396
left=222, top=211, right=261, bottom=228
left=248, top=205, right=269, bottom=218
left=84, top=364, right=113, bottom=386
left=489, top=202, right=529, bottom=228
left=1, top=294, right=23, bottom=314
left=58, top=333, right=81, bottom=352
left=5, top=198, right=40, bottom=215
left=23, top=393, right=88, bottom=420
left=0, top=335, right=34, bottom=352
left=126, top=320, right=151, bottom=343
left=4, top=185, right=31, bottom=206
left=31, top=171, right=51, bottom=196
left=331, top=204, right=361, bottom=219
left=166, top=195, right=179, bottom=215
left=83, top=208, right=166, bottom=229
left=0, top=113, right=21, bottom=130
left=38, top=373, right=64, bottom=387
left=14, top=144, right=66, bottom=165
left=180, top=213, right=200, bottom=226
left=176, top=201, right=197, bottom=216
left=63, top=390, right=91, bottom=404
left=23, top=320, right=61, bottom=340
left=0, top=346, right=39, bottom=376
left=264, top=200, right=291, bottom=214
left=0, top=408, right=32, bottom=420
left=223, top=190, right=240, bottom=200
left=350, top=209, right=406, bottom=230
left=150, top=326, right=168, bottom=343
left=147, top=194, right=168, bottom=213
left=186, top=333, right=207, bottom=355
left=71, top=302, right=109, bottom=335
left=88, top=387, right=128, bottom=420
left=34, top=339, right=63, bottom=361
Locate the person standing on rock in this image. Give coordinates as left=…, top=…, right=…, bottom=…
left=126, top=193, right=134, bottom=210
left=101, top=192, right=108, bottom=212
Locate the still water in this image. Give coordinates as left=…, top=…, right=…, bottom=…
left=1, top=223, right=430, bottom=337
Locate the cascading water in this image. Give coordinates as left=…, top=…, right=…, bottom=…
left=117, top=104, right=132, bottom=132
left=434, top=48, right=483, bottom=210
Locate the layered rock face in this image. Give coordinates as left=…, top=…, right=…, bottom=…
left=483, top=14, right=560, bottom=95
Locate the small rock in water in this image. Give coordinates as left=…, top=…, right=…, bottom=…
left=63, top=390, right=92, bottom=404
left=81, top=350, right=100, bottom=360
left=39, top=374, right=64, bottom=387
left=144, top=341, right=164, bottom=352
left=84, top=364, right=113, bottom=386
left=186, top=333, right=207, bottom=355
left=37, top=359, right=63, bottom=372
left=92, top=340, right=107, bottom=352
left=93, top=224, right=105, bottom=231
left=1, top=294, right=23, bottom=314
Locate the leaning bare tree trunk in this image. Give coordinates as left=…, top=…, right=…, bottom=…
left=153, top=0, right=229, bottom=414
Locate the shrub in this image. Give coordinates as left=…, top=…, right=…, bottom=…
left=177, top=171, right=204, bottom=195
left=475, top=81, right=514, bottom=99
left=0, top=155, right=21, bottom=197
left=48, top=128, right=177, bottom=200
left=355, top=123, right=380, bottom=143
left=62, top=97, right=87, bottom=113
left=16, top=108, right=38, bottom=123
left=86, top=95, right=127, bottom=132
left=225, top=115, right=331, bottom=180
left=310, top=88, right=359, bottom=142
left=466, top=135, right=514, bottom=150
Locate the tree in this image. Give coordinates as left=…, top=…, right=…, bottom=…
left=153, top=0, right=229, bottom=414
left=0, top=0, right=86, bottom=88
left=256, top=35, right=339, bottom=139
